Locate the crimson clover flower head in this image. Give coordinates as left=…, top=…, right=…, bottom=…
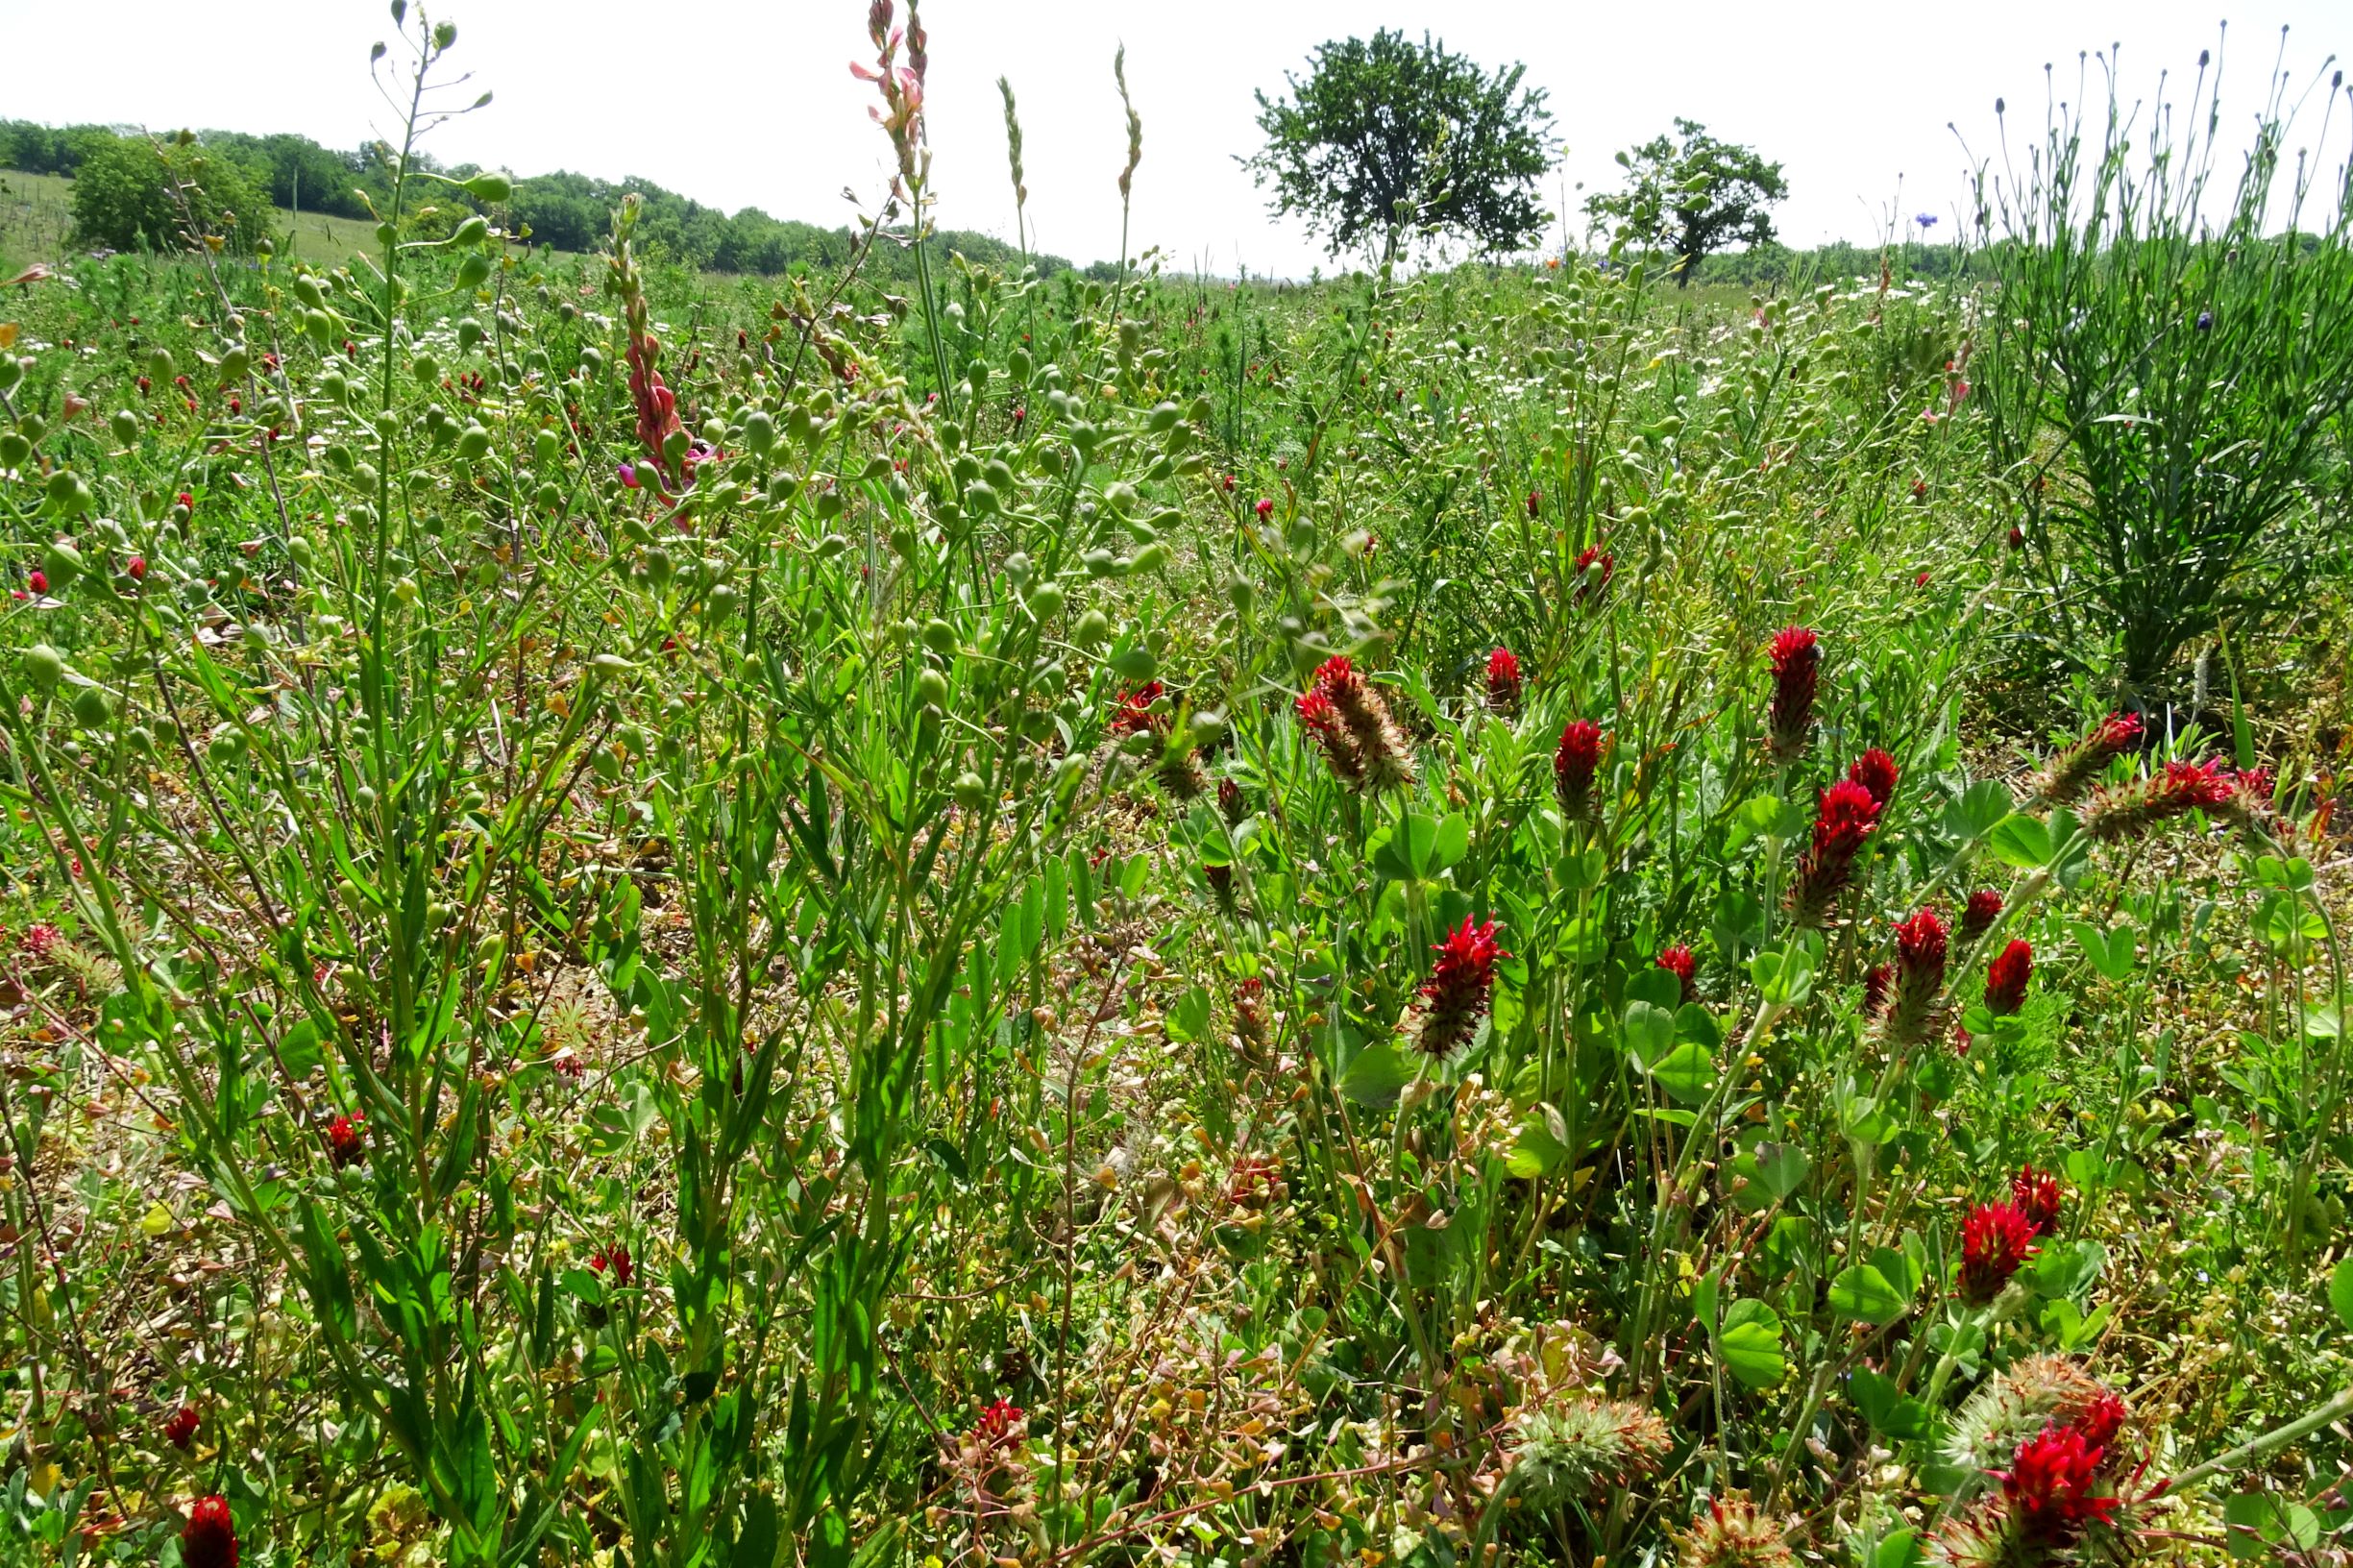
left=325, top=1112, right=366, bottom=1169
left=2039, top=711, right=2145, bottom=805
left=1302, top=655, right=1415, bottom=791
left=1555, top=720, right=1606, bottom=819
left=1766, top=626, right=1821, bottom=762
left=1881, top=906, right=1948, bottom=1043
left=1848, top=748, right=1900, bottom=810
left=1863, top=964, right=1893, bottom=1018
left=2011, top=1164, right=2064, bottom=1236
left=22, top=922, right=60, bottom=960
left=1484, top=648, right=1523, bottom=713
left=27, top=570, right=46, bottom=595
left=183, top=1494, right=239, bottom=1568
left=1655, top=944, right=1697, bottom=1003
left=1416, top=917, right=1505, bottom=1056
left=1217, top=776, right=1246, bottom=825
left=975, top=1396, right=1025, bottom=1447
left=1998, top=1424, right=2120, bottom=1543
left=1983, top=939, right=2033, bottom=1017
left=1573, top=545, right=1614, bottom=604
left=1526, top=490, right=1541, bottom=519
left=164, top=1402, right=200, bottom=1450
left=1254, top=498, right=1274, bottom=520
left=1959, top=1200, right=2038, bottom=1302
left=1961, top=889, right=2004, bottom=939
left=1786, top=779, right=1881, bottom=929
left=2071, top=1392, right=2128, bottom=1451
left=591, top=1244, right=634, bottom=1286
left=1110, top=679, right=1165, bottom=736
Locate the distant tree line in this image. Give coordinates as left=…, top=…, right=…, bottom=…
left=1, top=119, right=1080, bottom=279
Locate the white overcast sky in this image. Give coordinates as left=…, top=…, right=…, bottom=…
left=3, top=0, right=2347, bottom=275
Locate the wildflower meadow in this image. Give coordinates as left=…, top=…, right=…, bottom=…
left=3, top=5, right=2353, bottom=1566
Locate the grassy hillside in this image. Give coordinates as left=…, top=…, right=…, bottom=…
left=0, top=166, right=385, bottom=273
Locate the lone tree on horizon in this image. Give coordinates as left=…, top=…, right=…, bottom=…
left=1242, top=30, right=1554, bottom=265
left=1587, top=118, right=1787, bottom=285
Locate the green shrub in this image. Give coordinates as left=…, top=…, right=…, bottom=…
left=68, top=132, right=269, bottom=255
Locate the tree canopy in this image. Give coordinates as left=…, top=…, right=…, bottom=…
left=69, top=134, right=269, bottom=255
left=1586, top=119, right=1787, bottom=285
left=1243, top=31, right=1554, bottom=263
left=1590, top=120, right=1788, bottom=285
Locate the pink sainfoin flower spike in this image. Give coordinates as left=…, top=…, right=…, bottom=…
left=1786, top=779, right=1880, bottom=929
left=1961, top=889, right=2003, bottom=940
left=1958, top=1200, right=2038, bottom=1302
left=1415, top=918, right=1504, bottom=1055
left=2036, top=711, right=2143, bottom=805
left=1483, top=647, right=1523, bottom=714
left=1983, top=939, right=2033, bottom=1017
left=1655, top=944, right=1697, bottom=1004
left=1554, top=720, right=1605, bottom=820
left=1766, top=626, right=1820, bottom=763
left=1848, top=747, right=1899, bottom=809
left=1881, top=906, right=1947, bottom=1045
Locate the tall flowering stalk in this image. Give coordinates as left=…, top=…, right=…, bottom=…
left=1766, top=626, right=1820, bottom=763
left=607, top=196, right=713, bottom=499
left=2034, top=712, right=2142, bottom=806
left=1414, top=918, right=1504, bottom=1054
left=1296, top=656, right=1415, bottom=792
left=1787, top=779, right=1881, bottom=929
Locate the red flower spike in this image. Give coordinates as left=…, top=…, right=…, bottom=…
left=1416, top=918, right=1504, bottom=1055
left=1998, top=1424, right=2120, bottom=1543
left=1983, top=939, right=2033, bottom=1017
left=27, top=570, right=46, bottom=595
left=1882, top=906, right=1948, bottom=1044
left=1862, top=964, right=1893, bottom=1017
left=1526, top=490, right=1541, bottom=520
left=1254, top=498, right=1274, bottom=521
left=1848, top=748, right=1900, bottom=809
left=1655, top=944, right=1697, bottom=1004
left=1217, top=776, right=1246, bottom=825
left=1301, top=656, right=1415, bottom=792
left=164, top=1402, right=200, bottom=1450
left=2071, top=1392, right=2128, bottom=1451
left=1958, top=1200, right=2038, bottom=1302
left=2011, top=1164, right=2063, bottom=1236
left=1483, top=648, right=1523, bottom=714
left=325, top=1112, right=366, bottom=1169
left=183, top=1494, right=239, bottom=1568
left=1766, top=626, right=1821, bottom=763
left=1961, top=889, right=2003, bottom=940
left=1787, top=779, right=1881, bottom=929
left=2038, top=711, right=2144, bottom=806
left=1555, top=720, right=1605, bottom=819
left=975, top=1397, right=1025, bottom=1447
left=1573, top=545, right=1614, bottom=604
left=591, top=1244, right=633, bottom=1286
left=1110, top=679, right=1165, bottom=736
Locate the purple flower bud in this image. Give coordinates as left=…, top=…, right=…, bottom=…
left=2194, top=310, right=2213, bottom=331
left=618, top=462, right=640, bottom=489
